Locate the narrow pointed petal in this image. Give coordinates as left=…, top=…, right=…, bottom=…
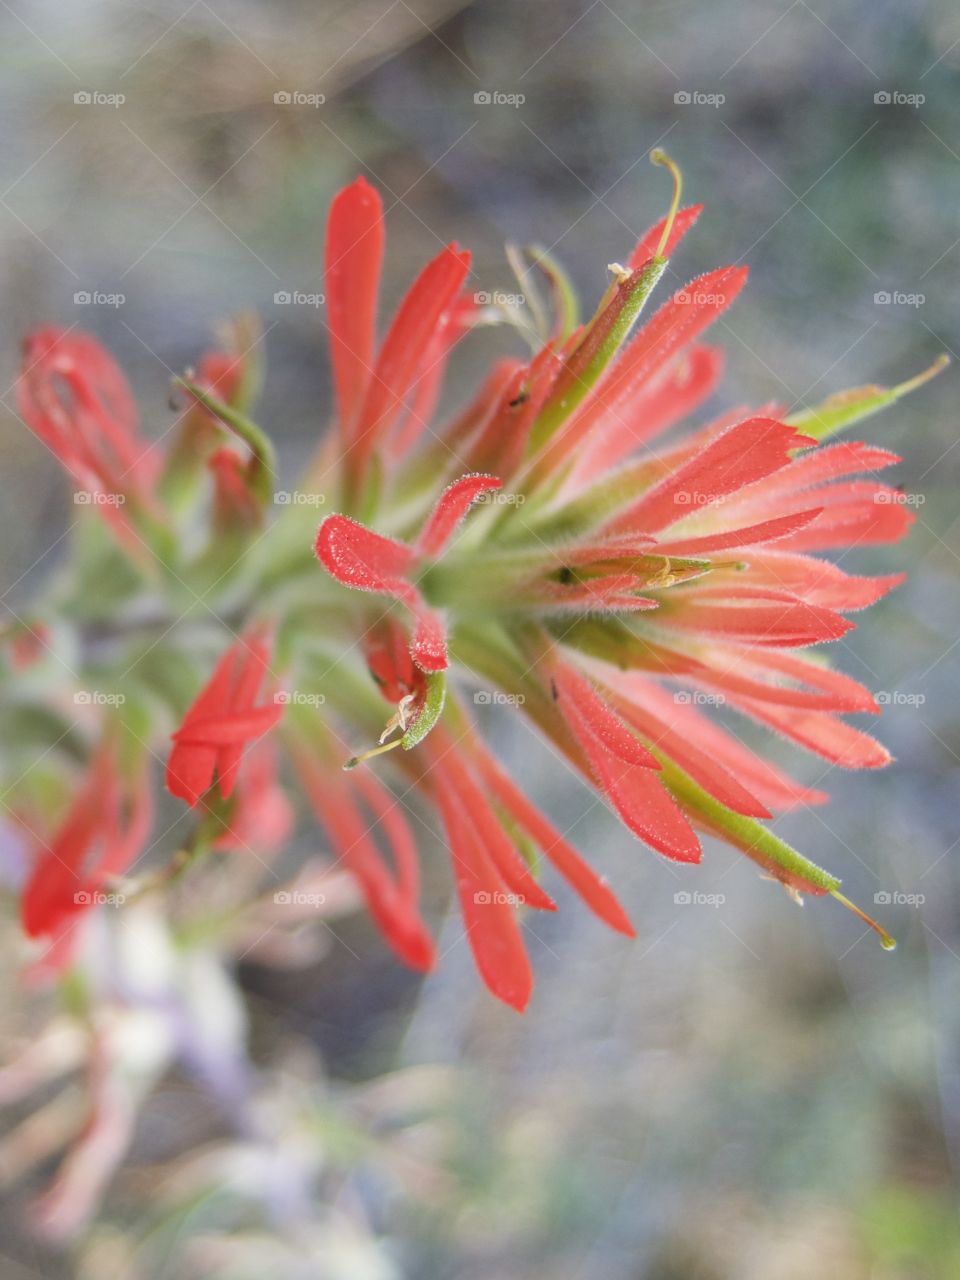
left=414, top=473, right=502, bottom=559
left=610, top=417, right=813, bottom=534
left=552, top=662, right=661, bottom=767
left=315, top=514, right=414, bottom=588
left=474, top=750, right=635, bottom=936
left=353, top=243, right=471, bottom=460
left=325, top=177, right=384, bottom=431
left=436, top=789, right=533, bottom=1011
left=627, top=203, right=704, bottom=268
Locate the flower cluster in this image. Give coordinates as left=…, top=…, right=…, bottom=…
left=10, top=157, right=945, bottom=1009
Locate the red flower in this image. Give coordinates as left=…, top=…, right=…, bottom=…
left=211, top=740, right=294, bottom=854
left=324, top=176, right=474, bottom=493
left=16, top=329, right=158, bottom=539
left=300, top=163, right=943, bottom=1005
left=316, top=472, right=502, bottom=672
left=166, top=630, right=284, bottom=808
left=21, top=742, right=152, bottom=943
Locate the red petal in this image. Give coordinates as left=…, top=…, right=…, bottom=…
left=473, top=747, right=635, bottom=936
left=610, top=417, right=813, bottom=534
left=571, top=345, right=724, bottom=482
left=726, top=696, right=893, bottom=769
left=435, top=788, right=534, bottom=1011
left=552, top=661, right=660, bottom=767
left=325, top=177, right=384, bottom=430
left=654, top=508, right=823, bottom=555
left=172, top=706, right=284, bottom=746
left=414, top=473, right=502, bottom=560
left=611, top=685, right=772, bottom=818
left=533, top=267, right=748, bottom=476
left=315, top=514, right=414, bottom=589
left=557, top=674, right=701, bottom=861
left=353, top=243, right=471, bottom=460
left=439, top=752, right=556, bottom=913
left=657, top=588, right=854, bottom=646
left=627, top=203, right=703, bottom=268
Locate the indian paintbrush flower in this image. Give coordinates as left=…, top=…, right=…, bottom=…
left=13, top=154, right=947, bottom=1008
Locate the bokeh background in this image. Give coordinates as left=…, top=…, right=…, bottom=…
left=1, top=0, right=959, bottom=1276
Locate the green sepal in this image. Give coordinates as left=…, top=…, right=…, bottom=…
left=527, top=257, right=667, bottom=453
left=786, top=355, right=948, bottom=442
left=177, top=380, right=276, bottom=506
left=402, top=670, right=446, bottom=750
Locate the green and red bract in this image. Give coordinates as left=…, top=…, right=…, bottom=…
left=15, top=155, right=939, bottom=1007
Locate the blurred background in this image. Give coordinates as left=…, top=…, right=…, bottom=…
left=0, top=0, right=959, bottom=1276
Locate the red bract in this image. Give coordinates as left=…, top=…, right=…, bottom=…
left=21, top=742, right=152, bottom=944
left=305, top=162, right=934, bottom=1004
left=166, top=630, right=284, bottom=807
left=325, top=176, right=473, bottom=489
left=16, top=329, right=157, bottom=542
left=20, top=162, right=937, bottom=1009
left=315, top=473, right=501, bottom=672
